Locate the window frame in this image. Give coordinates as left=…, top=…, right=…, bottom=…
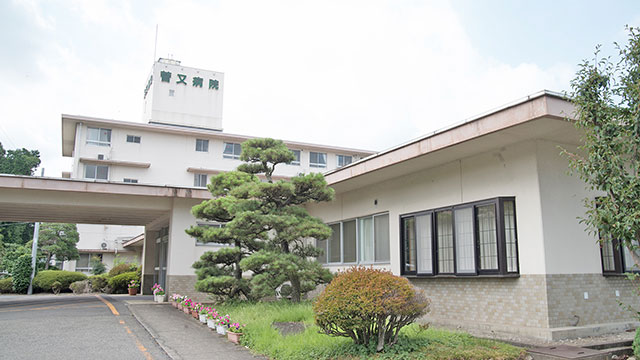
left=337, top=154, right=353, bottom=167
left=126, top=135, right=141, bottom=144
left=400, top=197, right=519, bottom=277
left=310, top=152, right=327, bottom=168
left=223, top=142, right=242, bottom=159
left=123, top=178, right=138, bottom=183
left=194, top=173, right=207, bottom=187
left=86, top=127, right=112, bottom=146
left=290, top=149, right=301, bottom=166
left=84, top=164, right=109, bottom=180
left=600, top=239, right=640, bottom=275
left=318, top=212, right=390, bottom=266
left=195, top=139, right=209, bottom=152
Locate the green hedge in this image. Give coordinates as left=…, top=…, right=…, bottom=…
left=33, top=270, right=87, bottom=293
left=89, top=274, right=109, bottom=293
left=108, top=271, right=140, bottom=294
left=108, top=263, right=139, bottom=277
left=0, top=277, right=13, bottom=293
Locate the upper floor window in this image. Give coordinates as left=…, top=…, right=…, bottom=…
left=310, top=152, right=327, bottom=168
left=196, top=139, right=209, bottom=152
left=317, top=213, right=390, bottom=265
left=290, top=150, right=301, bottom=166
left=401, top=197, right=518, bottom=277
left=337, top=155, right=352, bottom=167
left=223, top=142, right=242, bottom=159
left=126, top=135, right=141, bottom=144
left=84, top=164, right=109, bottom=180
left=87, top=127, right=111, bottom=146
left=194, top=173, right=207, bottom=187
left=123, top=178, right=138, bottom=183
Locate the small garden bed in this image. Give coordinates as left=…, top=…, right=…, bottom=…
left=213, top=301, right=525, bottom=360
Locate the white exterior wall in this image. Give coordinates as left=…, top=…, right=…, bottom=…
left=143, top=60, right=224, bottom=131
left=307, top=140, right=548, bottom=275
left=535, top=140, right=601, bottom=274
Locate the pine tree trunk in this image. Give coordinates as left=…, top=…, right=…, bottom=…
left=45, top=254, right=51, bottom=270
left=290, top=275, right=301, bottom=303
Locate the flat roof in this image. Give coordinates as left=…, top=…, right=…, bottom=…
left=62, top=114, right=377, bottom=157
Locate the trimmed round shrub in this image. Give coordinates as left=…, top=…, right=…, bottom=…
left=33, top=270, right=87, bottom=293
left=313, top=266, right=430, bottom=352
left=0, top=277, right=13, bottom=293
left=108, top=271, right=140, bottom=294
left=89, top=274, right=109, bottom=293
left=108, top=263, right=138, bottom=277
left=12, top=254, right=33, bottom=294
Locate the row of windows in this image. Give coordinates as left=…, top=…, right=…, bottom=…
left=317, top=213, right=390, bottom=265
left=87, top=127, right=141, bottom=146
left=401, top=197, right=518, bottom=276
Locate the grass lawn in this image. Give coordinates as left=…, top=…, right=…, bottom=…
left=215, top=301, right=525, bottom=360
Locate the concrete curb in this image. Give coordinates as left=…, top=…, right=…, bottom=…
left=126, top=303, right=179, bottom=360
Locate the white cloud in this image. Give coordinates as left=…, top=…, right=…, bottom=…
left=0, top=0, right=576, bottom=177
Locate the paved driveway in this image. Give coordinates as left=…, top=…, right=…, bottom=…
left=0, top=294, right=170, bottom=360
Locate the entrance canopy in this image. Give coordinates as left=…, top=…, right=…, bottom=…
left=0, top=175, right=211, bottom=226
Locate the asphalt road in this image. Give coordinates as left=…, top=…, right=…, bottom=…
left=0, top=294, right=171, bottom=360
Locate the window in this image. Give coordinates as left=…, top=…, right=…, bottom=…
left=76, top=254, right=101, bottom=272
left=194, top=173, right=207, bottom=187
left=290, top=150, right=301, bottom=166
left=196, top=139, right=209, bottom=152
left=317, top=213, right=389, bottom=265
left=401, top=197, right=519, bottom=277
left=337, top=155, right=352, bottom=167
left=310, top=152, right=327, bottom=168
left=223, top=142, right=242, bottom=159
left=86, top=127, right=111, bottom=146
left=600, top=239, right=640, bottom=274
left=84, top=164, right=109, bottom=180
left=123, top=178, right=138, bottom=183
left=126, top=135, right=141, bottom=143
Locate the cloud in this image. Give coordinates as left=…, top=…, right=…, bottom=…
left=0, top=0, right=577, bottom=177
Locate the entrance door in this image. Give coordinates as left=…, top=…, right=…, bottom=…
left=154, top=227, right=169, bottom=288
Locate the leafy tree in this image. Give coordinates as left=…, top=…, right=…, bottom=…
left=0, top=142, right=40, bottom=176
left=37, top=223, right=80, bottom=269
left=0, top=222, right=35, bottom=245
left=12, top=254, right=32, bottom=293
left=0, top=243, right=29, bottom=273
left=188, top=138, right=334, bottom=302
left=564, top=26, right=640, bottom=268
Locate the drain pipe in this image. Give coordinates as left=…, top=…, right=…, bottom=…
left=27, top=222, right=40, bottom=295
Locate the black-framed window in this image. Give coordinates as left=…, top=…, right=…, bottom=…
left=317, top=213, right=389, bottom=265
left=401, top=197, right=519, bottom=277
left=126, top=135, right=141, bottom=143
left=600, top=239, right=640, bottom=274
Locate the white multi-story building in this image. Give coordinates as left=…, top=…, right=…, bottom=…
left=61, top=58, right=374, bottom=274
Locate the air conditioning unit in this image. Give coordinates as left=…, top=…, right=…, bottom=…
left=100, top=242, right=108, bottom=250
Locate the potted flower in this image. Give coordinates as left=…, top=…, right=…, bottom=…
left=183, top=298, right=192, bottom=314
left=191, top=303, right=200, bottom=319
left=206, top=309, right=219, bottom=330
left=216, top=314, right=230, bottom=335
left=128, top=279, right=140, bottom=296
left=227, top=322, right=245, bottom=344
left=170, top=294, right=179, bottom=308
left=198, top=306, right=209, bottom=324
left=152, top=284, right=166, bottom=302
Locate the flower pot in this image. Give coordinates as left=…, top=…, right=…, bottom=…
left=183, top=307, right=190, bottom=314
left=178, top=304, right=183, bottom=310
left=191, top=310, right=198, bottom=319
left=227, top=332, right=243, bottom=344
left=216, top=325, right=227, bottom=335
left=207, top=318, right=216, bottom=329
left=171, top=301, right=177, bottom=308
left=199, top=314, right=207, bottom=324
left=128, top=288, right=138, bottom=296
left=156, top=295, right=165, bottom=303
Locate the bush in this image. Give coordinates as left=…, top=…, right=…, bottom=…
left=108, top=271, right=140, bottom=294
left=33, top=270, right=87, bottom=293
left=634, top=327, right=640, bottom=358
left=313, top=266, right=430, bottom=352
left=90, top=256, right=106, bottom=275
left=69, top=280, right=91, bottom=294
left=108, top=263, right=138, bottom=277
left=89, top=274, right=109, bottom=293
left=0, top=277, right=13, bottom=293
left=12, top=254, right=33, bottom=294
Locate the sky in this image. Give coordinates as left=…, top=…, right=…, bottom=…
left=0, top=0, right=638, bottom=177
